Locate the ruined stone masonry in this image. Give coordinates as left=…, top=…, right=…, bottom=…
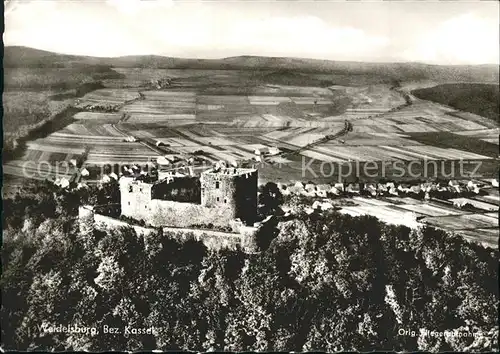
left=79, top=167, right=260, bottom=252
left=120, top=167, right=258, bottom=228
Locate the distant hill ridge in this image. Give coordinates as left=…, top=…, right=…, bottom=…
left=4, top=46, right=499, bottom=83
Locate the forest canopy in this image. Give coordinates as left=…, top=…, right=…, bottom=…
left=1, top=181, right=498, bottom=352
left=412, top=83, right=500, bottom=124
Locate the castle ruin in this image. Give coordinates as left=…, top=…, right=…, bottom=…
left=119, top=167, right=258, bottom=229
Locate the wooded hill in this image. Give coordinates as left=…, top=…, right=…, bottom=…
left=413, top=83, right=500, bottom=124
left=5, top=46, right=499, bottom=83
left=2, top=181, right=498, bottom=352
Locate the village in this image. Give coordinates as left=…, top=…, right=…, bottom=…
left=67, top=152, right=499, bottom=251
left=275, top=177, right=498, bottom=248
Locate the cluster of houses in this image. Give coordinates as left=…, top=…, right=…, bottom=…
left=250, top=147, right=281, bottom=162
left=53, top=176, right=78, bottom=189
left=76, top=102, right=119, bottom=112
left=54, top=166, right=151, bottom=190
left=149, top=78, right=171, bottom=89
left=51, top=158, right=196, bottom=191
left=155, top=154, right=209, bottom=167
left=279, top=181, right=346, bottom=198
left=51, top=158, right=88, bottom=189
left=277, top=178, right=499, bottom=200
left=150, top=145, right=280, bottom=167
left=450, top=197, right=498, bottom=212
left=277, top=178, right=499, bottom=225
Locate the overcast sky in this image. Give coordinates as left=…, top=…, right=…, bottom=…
left=4, top=0, right=499, bottom=64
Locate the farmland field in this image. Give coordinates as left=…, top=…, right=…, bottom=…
left=5, top=79, right=499, bottom=182
left=4, top=56, right=499, bottom=185
left=336, top=195, right=499, bottom=248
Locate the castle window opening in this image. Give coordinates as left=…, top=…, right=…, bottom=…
left=215, top=181, right=220, bottom=189
left=224, top=198, right=227, bottom=203
left=128, top=201, right=130, bottom=205
left=217, top=197, right=220, bottom=202
left=129, top=185, right=133, bottom=193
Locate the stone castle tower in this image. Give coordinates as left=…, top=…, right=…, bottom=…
left=200, top=168, right=258, bottom=223
left=119, top=178, right=155, bottom=222
left=117, top=167, right=258, bottom=227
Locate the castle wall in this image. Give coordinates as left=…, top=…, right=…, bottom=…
left=94, top=213, right=157, bottom=236
left=120, top=184, right=237, bottom=228
left=93, top=215, right=245, bottom=251
left=78, top=205, right=156, bottom=237
left=119, top=168, right=258, bottom=228
left=239, top=225, right=260, bottom=253
left=78, top=205, right=261, bottom=253
left=148, top=199, right=235, bottom=228
left=162, top=227, right=242, bottom=251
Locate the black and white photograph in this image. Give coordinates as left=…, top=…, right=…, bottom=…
left=1, top=0, right=499, bottom=352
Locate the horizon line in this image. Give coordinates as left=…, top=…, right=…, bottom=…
left=5, top=45, right=500, bottom=67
